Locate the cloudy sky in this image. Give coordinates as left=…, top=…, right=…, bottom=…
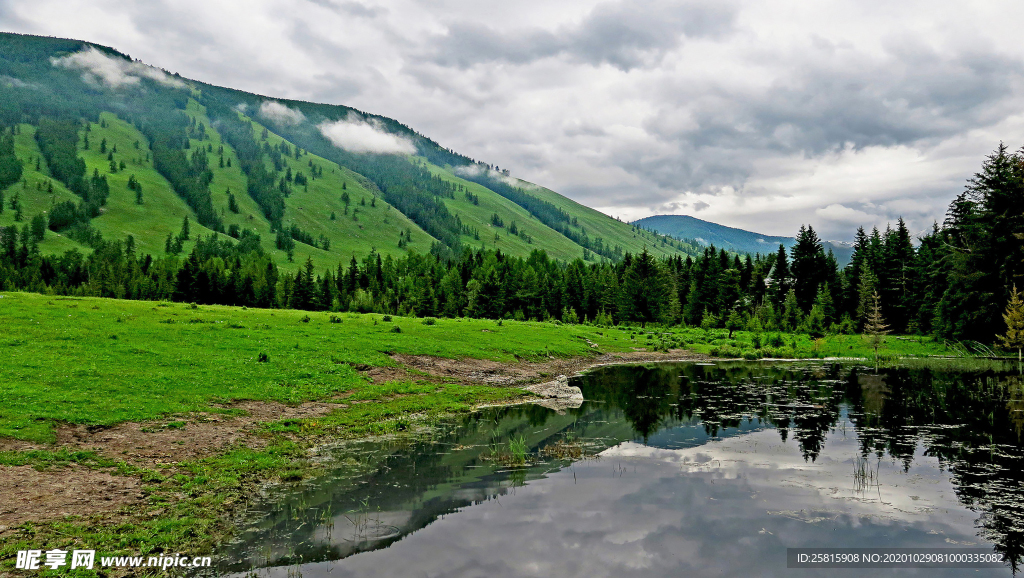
left=3, top=0, right=1024, bottom=240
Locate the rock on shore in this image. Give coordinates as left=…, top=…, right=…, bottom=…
left=524, top=375, right=583, bottom=400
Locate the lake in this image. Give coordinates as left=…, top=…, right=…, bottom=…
left=213, top=361, right=1024, bottom=577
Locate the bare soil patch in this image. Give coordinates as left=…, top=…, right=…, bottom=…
left=0, top=400, right=342, bottom=533
left=390, top=349, right=708, bottom=386
left=0, top=465, right=143, bottom=530
left=0, top=400, right=339, bottom=467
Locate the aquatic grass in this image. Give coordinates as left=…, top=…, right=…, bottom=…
left=852, top=454, right=880, bottom=494
left=539, top=439, right=594, bottom=461
left=876, top=357, right=1021, bottom=372
left=508, top=435, right=528, bottom=466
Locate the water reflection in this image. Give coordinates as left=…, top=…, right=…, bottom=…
left=215, top=362, right=1024, bottom=577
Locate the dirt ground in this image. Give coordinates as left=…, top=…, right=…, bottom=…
left=388, top=349, right=707, bottom=385
left=0, top=350, right=704, bottom=532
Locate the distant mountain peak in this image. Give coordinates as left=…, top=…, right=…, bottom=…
left=632, top=214, right=853, bottom=265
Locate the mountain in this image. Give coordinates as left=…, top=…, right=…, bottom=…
left=633, top=215, right=854, bottom=265
left=0, top=32, right=699, bottom=271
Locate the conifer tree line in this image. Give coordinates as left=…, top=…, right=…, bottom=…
left=1, top=141, right=1023, bottom=344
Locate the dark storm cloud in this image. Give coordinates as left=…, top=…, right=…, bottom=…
left=428, top=0, right=737, bottom=71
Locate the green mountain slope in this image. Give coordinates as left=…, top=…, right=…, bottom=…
left=519, top=182, right=702, bottom=260
left=0, top=31, right=697, bottom=270
left=634, top=214, right=854, bottom=264
left=0, top=123, right=86, bottom=254
left=418, top=161, right=585, bottom=260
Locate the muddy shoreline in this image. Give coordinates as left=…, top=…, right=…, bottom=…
left=0, top=349, right=706, bottom=541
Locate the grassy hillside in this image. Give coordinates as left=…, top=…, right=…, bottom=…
left=419, top=160, right=586, bottom=261
left=520, top=181, right=702, bottom=259
left=0, top=31, right=702, bottom=274
left=83, top=112, right=210, bottom=256
left=194, top=102, right=439, bottom=270
left=0, top=124, right=89, bottom=254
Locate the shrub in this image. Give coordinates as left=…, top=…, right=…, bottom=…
left=257, top=352, right=269, bottom=362
left=300, top=315, right=311, bottom=323
left=390, top=325, right=402, bottom=333
left=382, top=315, right=393, bottom=322
left=422, top=317, right=437, bottom=325
left=329, top=315, right=342, bottom=324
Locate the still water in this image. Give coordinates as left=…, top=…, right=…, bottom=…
left=215, top=362, right=1024, bottom=577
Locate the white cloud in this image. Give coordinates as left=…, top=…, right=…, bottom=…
left=318, top=114, right=416, bottom=154
left=453, top=163, right=537, bottom=189
left=51, top=46, right=184, bottom=89
left=0, top=75, right=33, bottom=88
left=258, top=100, right=306, bottom=126
left=815, top=203, right=874, bottom=224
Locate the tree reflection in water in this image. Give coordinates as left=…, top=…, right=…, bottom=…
left=578, top=362, right=1024, bottom=573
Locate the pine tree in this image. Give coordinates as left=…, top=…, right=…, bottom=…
left=813, top=283, right=835, bottom=327
left=999, top=285, right=1024, bottom=361
left=782, top=289, right=802, bottom=331
left=857, top=264, right=878, bottom=328
left=768, top=244, right=790, bottom=308
left=620, top=248, right=674, bottom=324
left=864, top=290, right=890, bottom=371
left=791, top=225, right=827, bottom=312
left=30, top=213, right=46, bottom=241
left=725, top=309, right=744, bottom=338
left=12, top=193, right=22, bottom=222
